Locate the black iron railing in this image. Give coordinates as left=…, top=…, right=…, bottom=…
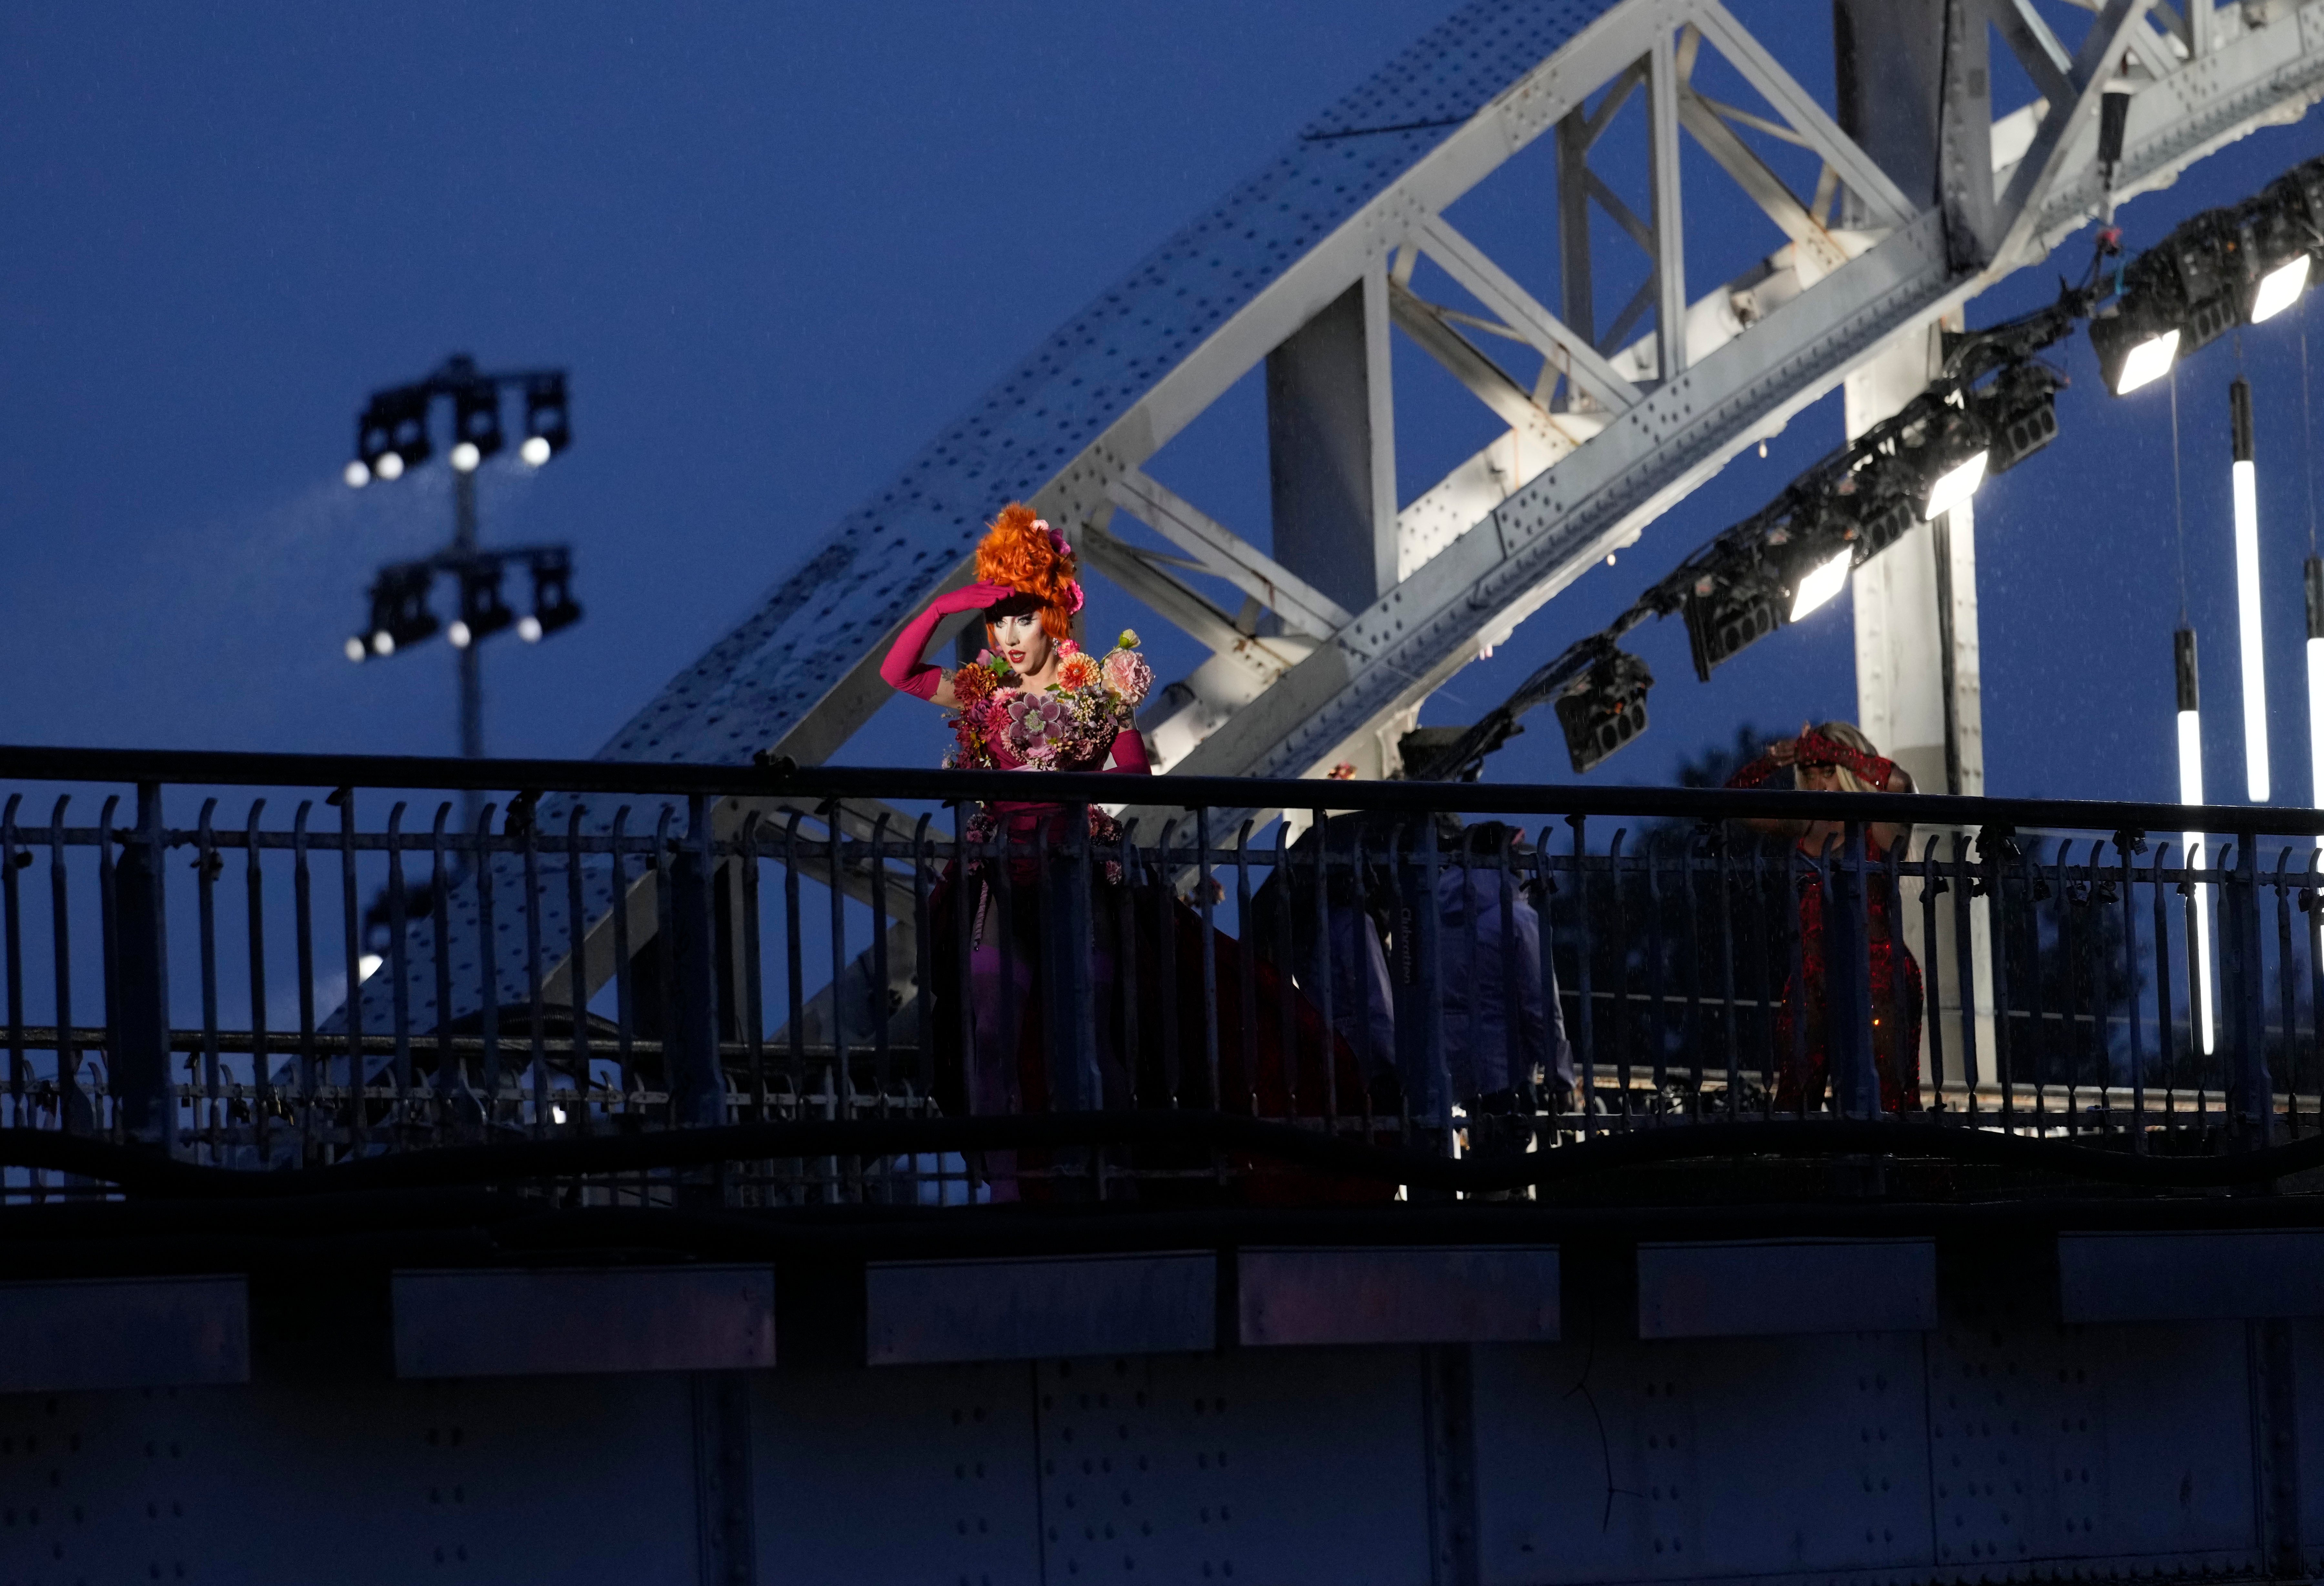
left=1, top=745, right=2322, bottom=1204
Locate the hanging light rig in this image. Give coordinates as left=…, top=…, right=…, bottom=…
left=2229, top=377, right=2270, bottom=801
left=2176, top=627, right=2217, bottom=1055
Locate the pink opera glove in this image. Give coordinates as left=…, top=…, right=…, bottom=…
left=880, top=581, right=1017, bottom=700
left=1105, top=726, right=1153, bottom=775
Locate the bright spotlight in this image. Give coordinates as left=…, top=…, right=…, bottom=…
left=450, top=441, right=482, bottom=473
left=344, top=460, right=371, bottom=489
left=375, top=451, right=405, bottom=481
left=448, top=620, right=473, bottom=649
left=343, top=636, right=368, bottom=663
left=2252, top=255, right=2311, bottom=324
left=358, top=952, right=384, bottom=983
left=2120, top=328, right=2179, bottom=395
left=519, top=434, right=552, bottom=467
left=1788, top=549, right=1852, bottom=621
left=1922, top=449, right=1988, bottom=520
left=517, top=614, right=543, bottom=643
left=372, top=630, right=396, bottom=657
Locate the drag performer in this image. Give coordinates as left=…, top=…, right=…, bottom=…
left=1725, top=721, right=1923, bottom=1113
left=881, top=504, right=1370, bottom=1200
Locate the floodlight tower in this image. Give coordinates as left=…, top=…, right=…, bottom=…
left=342, top=355, right=580, bottom=833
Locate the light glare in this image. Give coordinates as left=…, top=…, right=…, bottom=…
left=1788, top=550, right=1852, bottom=622
left=343, top=460, right=371, bottom=489
left=1922, top=449, right=1988, bottom=520
left=2233, top=459, right=2270, bottom=801
left=2252, top=255, right=2311, bottom=323
left=517, top=614, right=544, bottom=643
left=375, top=451, right=405, bottom=481
left=358, top=952, right=384, bottom=983
left=448, top=620, right=473, bottom=649
left=450, top=440, right=482, bottom=473
left=372, top=630, right=395, bottom=657
left=2116, top=329, right=2179, bottom=395
left=519, top=435, right=552, bottom=467
left=343, top=636, right=367, bottom=663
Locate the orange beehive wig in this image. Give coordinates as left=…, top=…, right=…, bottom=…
left=975, top=502, right=1081, bottom=644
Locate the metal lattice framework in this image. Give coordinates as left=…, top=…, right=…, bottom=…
left=355, top=0, right=2324, bottom=1035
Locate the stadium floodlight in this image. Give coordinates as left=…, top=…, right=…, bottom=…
left=2175, top=626, right=2216, bottom=1055
left=353, top=563, right=440, bottom=660
left=2229, top=377, right=2271, bottom=802
left=2247, top=159, right=2324, bottom=323
left=1555, top=650, right=1652, bottom=773
left=449, top=376, right=504, bottom=474
left=518, top=549, right=583, bottom=642
left=447, top=560, right=516, bottom=650
left=521, top=374, right=570, bottom=466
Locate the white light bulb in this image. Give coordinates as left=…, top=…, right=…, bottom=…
left=343, top=636, right=368, bottom=663
left=2252, top=255, right=2311, bottom=324
left=343, top=460, right=371, bottom=489
left=2116, top=329, right=2180, bottom=395
left=520, top=435, right=552, bottom=467
left=1788, top=550, right=1852, bottom=621
left=450, top=440, right=482, bottom=473
left=551, top=1105, right=567, bottom=1125
left=517, top=614, right=543, bottom=643
left=1922, top=450, right=1988, bottom=520
left=374, top=451, right=405, bottom=481
left=358, top=952, right=384, bottom=984
left=372, top=630, right=396, bottom=657
left=2177, top=708, right=2214, bottom=1056
left=448, top=620, right=473, bottom=649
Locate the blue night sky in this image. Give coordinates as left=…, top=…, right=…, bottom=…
left=5, top=3, right=2322, bottom=809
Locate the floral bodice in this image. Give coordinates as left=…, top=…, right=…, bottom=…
left=944, top=630, right=1153, bottom=772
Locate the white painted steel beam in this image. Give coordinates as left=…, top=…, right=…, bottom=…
left=347, top=0, right=2324, bottom=1036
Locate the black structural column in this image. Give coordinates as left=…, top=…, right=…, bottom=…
left=112, top=780, right=175, bottom=1152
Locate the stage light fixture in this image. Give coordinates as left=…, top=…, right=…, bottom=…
left=1786, top=547, right=1852, bottom=621
left=2252, top=255, right=2310, bottom=324
left=366, top=384, right=432, bottom=479
left=1682, top=566, right=1782, bottom=681
left=521, top=374, right=569, bottom=466
left=2229, top=377, right=2271, bottom=801
left=518, top=550, right=582, bottom=642
left=2246, top=161, right=2324, bottom=322
left=2174, top=626, right=2216, bottom=1054
left=2091, top=310, right=2180, bottom=396
left=1914, top=406, right=1991, bottom=520
left=447, top=561, right=516, bottom=650
left=1973, top=363, right=2063, bottom=476
left=1555, top=650, right=1652, bottom=773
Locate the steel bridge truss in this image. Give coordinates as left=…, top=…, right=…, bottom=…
left=353, top=0, right=2324, bottom=1037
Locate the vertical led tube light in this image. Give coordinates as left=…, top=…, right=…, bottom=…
left=2309, top=556, right=2324, bottom=806
left=2231, top=377, right=2271, bottom=801
left=2177, top=627, right=2216, bottom=1054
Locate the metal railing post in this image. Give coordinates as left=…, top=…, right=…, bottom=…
left=112, top=779, right=175, bottom=1153
left=668, top=793, right=726, bottom=1129
left=2228, top=834, right=2272, bottom=1149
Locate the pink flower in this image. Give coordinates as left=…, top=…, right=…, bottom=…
left=1100, top=648, right=1152, bottom=706
left=1003, top=691, right=1070, bottom=768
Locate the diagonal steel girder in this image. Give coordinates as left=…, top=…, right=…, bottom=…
left=347, top=0, right=2324, bottom=1039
